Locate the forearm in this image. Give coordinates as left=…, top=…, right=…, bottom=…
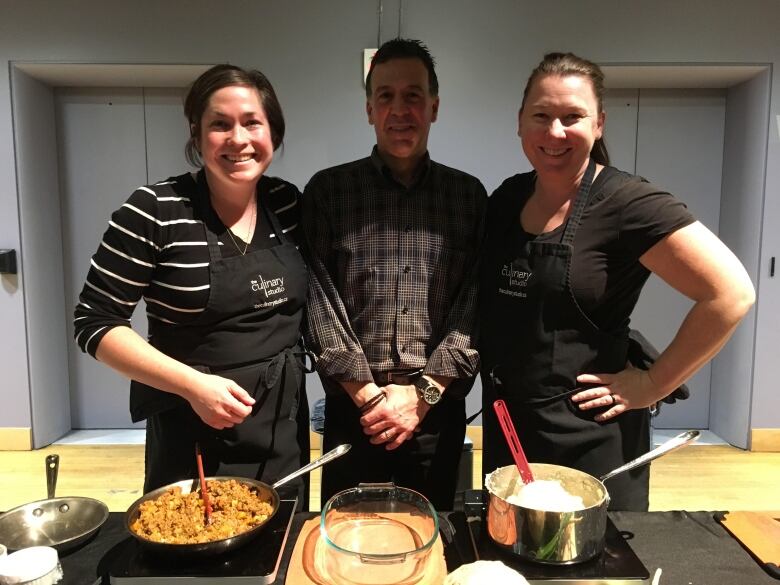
left=340, top=380, right=383, bottom=407
left=301, top=201, right=372, bottom=381
left=424, top=205, right=484, bottom=381
left=302, top=251, right=371, bottom=375
left=648, top=293, right=753, bottom=399
left=424, top=286, right=480, bottom=380
left=637, top=221, right=755, bottom=402
left=95, top=326, right=203, bottom=401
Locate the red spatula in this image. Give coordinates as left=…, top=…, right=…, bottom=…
left=493, top=399, right=535, bottom=485
left=195, top=442, right=212, bottom=524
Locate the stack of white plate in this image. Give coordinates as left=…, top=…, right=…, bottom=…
left=0, top=546, right=63, bottom=585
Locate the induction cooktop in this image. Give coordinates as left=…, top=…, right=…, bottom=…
left=106, top=499, right=296, bottom=584
left=446, top=490, right=650, bottom=584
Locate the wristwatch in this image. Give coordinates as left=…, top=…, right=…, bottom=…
left=413, top=377, right=442, bottom=406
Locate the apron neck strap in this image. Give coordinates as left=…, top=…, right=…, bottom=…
left=193, top=171, right=223, bottom=258
left=193, top=171, right=293, bottom=252
left=259, top=190, right=290, bottom=245
left=561, top=158, right=597, bottom=246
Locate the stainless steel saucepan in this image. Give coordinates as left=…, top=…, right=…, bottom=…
left=486, top=430, right=700, bottom=564
left=0, top=454, right=109, bottom=552
left=125, top=443, right=351, bottom=555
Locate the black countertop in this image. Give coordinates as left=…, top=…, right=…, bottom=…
left=611, top=510, right=779, bottom=584
left=57, top=509, right=778, bottom=584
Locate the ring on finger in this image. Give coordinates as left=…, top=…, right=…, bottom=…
left=608, top=394, right=616, bottom=405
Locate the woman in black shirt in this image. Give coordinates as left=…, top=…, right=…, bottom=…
left=479, top=53, right=755, bottom=510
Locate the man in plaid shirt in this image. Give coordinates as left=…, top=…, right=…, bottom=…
left=302, top=38, right=486, bottom=510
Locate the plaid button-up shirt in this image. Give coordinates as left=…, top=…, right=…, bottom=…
left=302, top=147, right=486, bottom=386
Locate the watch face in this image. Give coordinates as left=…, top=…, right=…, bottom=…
left=414, top=378, right=441, bottom=405
left=423, top=386, right=441, bottom=405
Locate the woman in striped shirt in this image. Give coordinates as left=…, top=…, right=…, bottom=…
left=74, top=65, right=310, bottom=504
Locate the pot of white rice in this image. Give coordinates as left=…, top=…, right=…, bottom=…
left=485, top=430, right=700, bottom=564
left=486, top=463, right=608, bottom=564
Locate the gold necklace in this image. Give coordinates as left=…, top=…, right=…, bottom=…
left=226, top=200, right=256, bottom=256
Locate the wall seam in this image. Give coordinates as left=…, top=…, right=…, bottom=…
left=747, top=64, right=774, bottom=448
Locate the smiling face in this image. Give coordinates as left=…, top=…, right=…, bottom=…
left=197, top=85, right=274, bottom=192
left=366, top=58, right=439, bottom=168
left=518, top=74, right=605, bottom=179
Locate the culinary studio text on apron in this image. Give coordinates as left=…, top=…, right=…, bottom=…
left=131, top=175, right=309, bottom=494
left=481, top=159, right=650, bottom=511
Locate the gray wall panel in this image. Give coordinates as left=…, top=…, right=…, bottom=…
left=143, top=88, right=192, bottom=184
left=10, top=70, right=69, bottom=445
left=632, top=89, right=727, bottom=430
left=721, top=71, right=772, bottom=435
left=602, top=90, right=639, bottom=175
left=0, top=0, right=776, bottom=440
left=57, top=88, right=148, bottom=428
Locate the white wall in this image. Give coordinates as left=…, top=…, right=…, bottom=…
left=1, top=0, right=778, bottom=437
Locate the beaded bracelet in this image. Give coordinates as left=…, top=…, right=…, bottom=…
left=359, top=390, right=387, bottom=414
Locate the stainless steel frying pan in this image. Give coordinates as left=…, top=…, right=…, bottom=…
left=0, top=454, right=109, bottom=552
left=125, top=443, right=351, bottom=555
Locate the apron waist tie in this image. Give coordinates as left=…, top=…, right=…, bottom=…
left=489, top=365, right=591, bottom=407
left=263, top=345, right=315, bottom=421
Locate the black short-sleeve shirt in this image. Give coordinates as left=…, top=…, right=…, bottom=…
left=484, top=166, right=696, bottom=333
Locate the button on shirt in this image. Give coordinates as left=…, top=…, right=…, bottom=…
left=302, top=147, right=487, bottom=384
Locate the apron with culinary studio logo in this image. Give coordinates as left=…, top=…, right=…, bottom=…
left=480, top=159, right=650, bottom=511
left=133, top=173, right=310, bottom=501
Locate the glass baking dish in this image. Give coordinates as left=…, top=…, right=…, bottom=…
left=319, top=483, right=439, bottom=585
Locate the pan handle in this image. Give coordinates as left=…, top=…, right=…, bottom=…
left=46, top=454, right=59, bottom=499
left=272, top=443, right=351, bottom=490
left=599, top=430, right=699, bottom=482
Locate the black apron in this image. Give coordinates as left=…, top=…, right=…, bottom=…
left=480, top=160, right=650, bottom=511
left=131, top=174, right=309, bottom=501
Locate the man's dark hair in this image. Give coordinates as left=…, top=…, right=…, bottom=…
left=365, top=38, right=439, bottom=98
left=184, top=64, right=285, bottom=167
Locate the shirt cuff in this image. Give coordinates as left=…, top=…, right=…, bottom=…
left=315, top=348, right=373, bottom=382
left=423, top=346, right=480, bottom=379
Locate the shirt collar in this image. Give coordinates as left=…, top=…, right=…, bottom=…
left=370, top=145, right=435, bottom=189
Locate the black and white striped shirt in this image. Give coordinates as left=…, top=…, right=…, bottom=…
left=74, top=170, right=301, bottom=357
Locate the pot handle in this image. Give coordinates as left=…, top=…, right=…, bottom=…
left=599, top=430, right=699, bottom=482
left=46, top=453, right=59, bottom=499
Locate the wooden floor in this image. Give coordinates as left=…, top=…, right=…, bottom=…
left=1, top=444, right=778, bottom=512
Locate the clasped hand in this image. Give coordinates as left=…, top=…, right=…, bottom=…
left=360, top=384, right=429, bottom=450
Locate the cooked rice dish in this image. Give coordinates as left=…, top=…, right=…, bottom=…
left=506, top=479, right=585, bottom=512
left=130, top=479, right=274, bottom=544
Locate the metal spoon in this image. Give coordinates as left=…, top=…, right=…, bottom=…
left=272, top=443, right=351, bottom=489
